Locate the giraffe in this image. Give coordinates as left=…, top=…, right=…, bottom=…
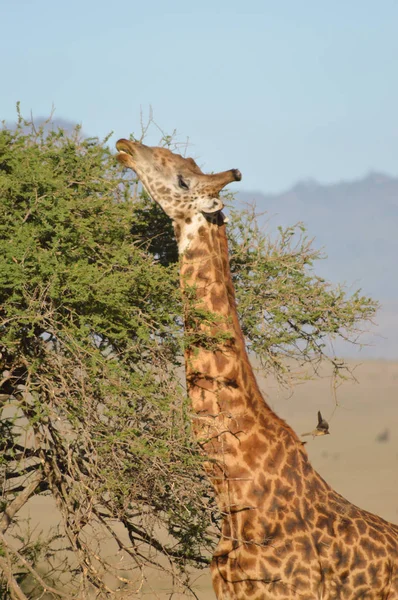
left=116, top=139, right=398, bottom=600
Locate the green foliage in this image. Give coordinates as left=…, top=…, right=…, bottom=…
left=227, top=206, right=377, bottom=377
left=0, top=111, right=378, bottom=597
left=0, top=112, right=208, bottom=598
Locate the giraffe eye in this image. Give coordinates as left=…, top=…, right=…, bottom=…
left=178, top=175, right=189, bottom=190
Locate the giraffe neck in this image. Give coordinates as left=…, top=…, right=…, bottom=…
left=177, top=214, right=300, bottom=508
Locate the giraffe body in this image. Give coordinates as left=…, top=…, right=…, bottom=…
left=116, top=139, right=398, bottom=599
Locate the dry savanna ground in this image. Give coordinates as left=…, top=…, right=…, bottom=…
left=18, top=360, right=398, bottom=598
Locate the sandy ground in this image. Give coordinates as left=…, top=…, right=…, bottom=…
left=17, top=360, right=398, bottom=598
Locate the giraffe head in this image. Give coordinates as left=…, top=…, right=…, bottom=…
left=116, top=139, right=241, bottom=222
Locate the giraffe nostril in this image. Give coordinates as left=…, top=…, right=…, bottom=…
left=232, top=169, right=242, bottom=181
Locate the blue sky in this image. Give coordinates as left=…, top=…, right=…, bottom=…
left=2, top=0, right=398, bottom=192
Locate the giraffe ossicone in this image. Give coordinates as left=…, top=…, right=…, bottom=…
left=116, top=138, right=398, bottom=600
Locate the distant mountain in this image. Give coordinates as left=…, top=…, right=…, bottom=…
left=237, top=172, right=398, bottom=358
left=4, top=117, right=80, bottom=134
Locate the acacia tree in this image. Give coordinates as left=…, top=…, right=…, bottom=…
left=0, top=111, right=376, bottom=599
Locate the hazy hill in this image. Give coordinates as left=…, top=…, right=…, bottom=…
left=4, top=116, right=80, bottom=135
left=238, top=172, right=398, bottom=358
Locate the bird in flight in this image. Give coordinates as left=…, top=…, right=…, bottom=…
left=302, top=411, right=330, bottom=438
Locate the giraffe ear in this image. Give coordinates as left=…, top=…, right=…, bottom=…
left=197, top=196, right=224, bottom=214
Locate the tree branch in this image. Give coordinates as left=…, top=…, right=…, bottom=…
left=0, top=532, right=74, bottom=599
left=0, top=469, right=43, bottom=534
left=0, top=555, right=30, bottom=600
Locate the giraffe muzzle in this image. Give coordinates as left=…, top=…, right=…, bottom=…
left=116, top=139, right=136, bottom=156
